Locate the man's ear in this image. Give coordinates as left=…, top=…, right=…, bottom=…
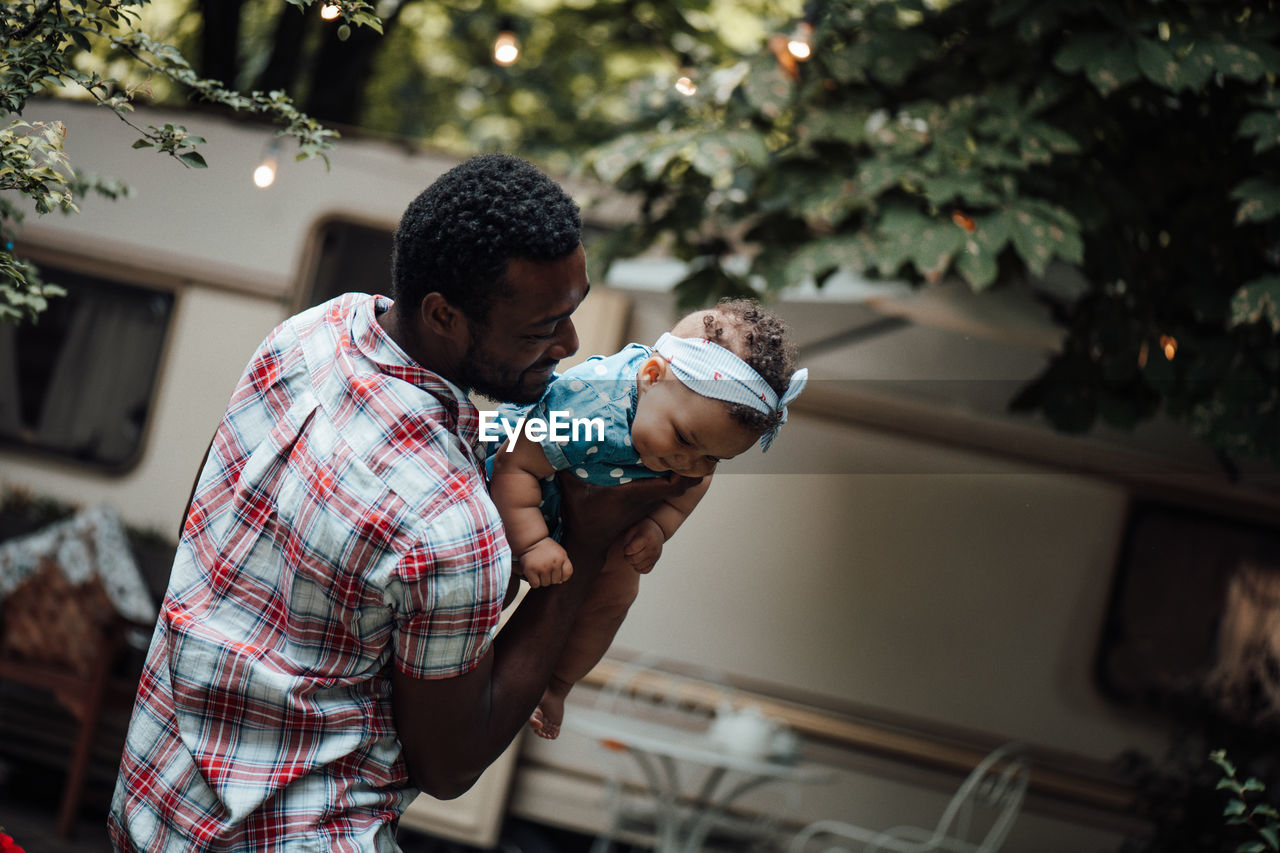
left=637, top=355, right=669, bottom=391
left=420, top=293, right=468, bottom=342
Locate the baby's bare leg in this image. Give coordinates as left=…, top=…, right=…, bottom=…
left=530, top=541, right=642, bottom=739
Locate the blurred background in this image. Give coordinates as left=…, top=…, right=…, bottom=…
left=2, top=1, right=1279, bottom=851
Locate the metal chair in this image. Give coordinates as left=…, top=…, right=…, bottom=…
left=584, top=654, right=797, bottom=853
left=787, top=744, right=1031, bottom=853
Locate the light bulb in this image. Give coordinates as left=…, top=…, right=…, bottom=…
left=674, top=75, right=698, bottom=96
left=320, top=4, right=341, bottom=20
left=493, top=31, right=520, bottom=66
left=253, top=156, right=278, bottom=189
left=1161, top=334, right=1177, bottom=360
left=787, top=22, right=814, bottom=61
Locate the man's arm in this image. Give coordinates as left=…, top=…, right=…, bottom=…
left=646, top=472, right=713, bottom=540
left=390, top=471, right=698, bottom=799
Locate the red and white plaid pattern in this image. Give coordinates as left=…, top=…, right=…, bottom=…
left=109, top=294, right=509, bottom=851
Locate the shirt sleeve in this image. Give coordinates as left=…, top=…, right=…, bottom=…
left=388, top=494, right=510, bottom=679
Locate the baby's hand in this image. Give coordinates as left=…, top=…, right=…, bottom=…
left=621, top=518, right=665, bottom=574
left=518, top=538, right=573, bottom=588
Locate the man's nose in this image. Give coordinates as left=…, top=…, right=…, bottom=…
left=549, top=317, right=579, bottom=359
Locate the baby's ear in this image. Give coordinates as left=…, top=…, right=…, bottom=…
left=637, top=355, right=668, bottom=388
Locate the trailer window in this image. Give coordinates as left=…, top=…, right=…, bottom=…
left=0, top=266, right=173, bottom=470
left=305, top=221, right=392, bottom=310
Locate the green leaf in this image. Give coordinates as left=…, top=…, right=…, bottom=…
left=742, top=62, right=794, bottom=121
left=920, top=173, right=1000, bottom=208
left=131, top=138, right=153, bottom=149
left=1134, top=37, right=1182, bottom=90
left=1203, top=41, right=1273, bottom=84
left=1225, top=799, right=1248, bottom=817
left=871, top=33, right=935, bottom=86
left=873, top=206, right=965, bottom=281
left=1259, top=825, right=1279, bottom=850
left=1166, top=35, right=1219, bottom=91
left=641, top=136, right=693, bottom=181
left=1024, top=121, right=1081, bottom=156
left=823, top=43, right=868, bottom=84
left=69, top=28, right=92, bottom=53
left=178, top=151, right=208, bottom=168
left=352, top=11, right=383, bottom=34
left=1239, top=110, right=1280, bottom=154
left=590, top=134, right=658, bottom=184
left=798, top=110, right=869, bottom=149
left=783, top=234, right=876, bottom=285
left=1231, top=178, right=1280, bottom=224
left=856, top=156, right=912, bottom=197
left=1054, top=34, right=1140, bottom=95
left=1230, top=276, right=1280, bottom=332
left=793, top=176, right=865, bottom=226
left=1007, top=200, right=1083, bottom=277
left=956, top=210, right=1012, bottom=290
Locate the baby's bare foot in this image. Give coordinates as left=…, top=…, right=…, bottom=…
left=529, top=684, right=568, bottom=740
left=529, top=706, right=561, bottom=740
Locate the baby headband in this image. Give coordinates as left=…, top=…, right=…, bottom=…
left=652, top=332, right=808, bottom=452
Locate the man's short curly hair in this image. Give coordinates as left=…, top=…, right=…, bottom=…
left=392, top=154, right=582, bottom=325
left=671, top=298, right=800, bottom=433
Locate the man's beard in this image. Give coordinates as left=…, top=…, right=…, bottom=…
left=458, top=339, right=556, bottom=406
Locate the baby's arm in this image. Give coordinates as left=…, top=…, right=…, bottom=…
left=621, top=474, right=714, bottom=573
left=488, top=432, right=572, bottom=588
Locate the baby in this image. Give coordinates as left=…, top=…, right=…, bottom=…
left=483, top=298, right=806, bottom=738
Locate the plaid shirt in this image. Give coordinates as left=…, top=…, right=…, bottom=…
left=109, top=294, right=509, bottom=851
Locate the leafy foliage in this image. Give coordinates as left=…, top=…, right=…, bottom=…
left=586, top=0, right=1280, bottom=467
left=1213, top=750, right=1280, bottom=853
left=1115, top=719, right=1280, bottom=853
left=175, top=0, right=793, bottom=171
left=0, top=0, right=359, bottom=323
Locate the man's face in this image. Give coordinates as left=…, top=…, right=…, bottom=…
left=457, top=244, right=588, bottom=405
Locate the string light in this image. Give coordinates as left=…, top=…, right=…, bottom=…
left=1160, top=334, right=1178, bottom=360
left=673, top=52, right=697, bottom=96
left=320, top=4, right=341, bottom=21
left=768, top=35, right=799, bottom=80
left=493, top=18, right=520, bottom=66
left=787, top=22, right=814, bottom=60
left=253, top=143, right=279, bottom=189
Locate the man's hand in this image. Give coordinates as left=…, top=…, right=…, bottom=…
left=621, top=518, right=664, bottom=574
left=555, top=471, right=701, bottom=572
left=518, top=538, right=573, bottom=588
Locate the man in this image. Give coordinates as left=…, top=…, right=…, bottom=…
left=108, top=154, right=692, bottom=850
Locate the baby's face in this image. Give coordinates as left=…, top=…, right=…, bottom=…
left=631, top=362, right=760, bottom=477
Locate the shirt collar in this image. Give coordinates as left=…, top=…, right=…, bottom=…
left=353, top=295, right=481, bottom=443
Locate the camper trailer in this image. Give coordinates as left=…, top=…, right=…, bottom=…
left=3, top=97, right=1279, bottom=851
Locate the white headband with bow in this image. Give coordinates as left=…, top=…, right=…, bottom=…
left=652, top=333, right=808, bottom=452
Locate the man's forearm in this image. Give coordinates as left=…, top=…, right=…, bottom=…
left=392, top=474, right=696, bottom=798
left=391, top=530, right=612, bottom=798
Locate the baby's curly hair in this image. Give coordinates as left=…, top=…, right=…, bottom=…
left=392, top=154, right=581, bottom=325
left=671, top=298, right=799, bottom=433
